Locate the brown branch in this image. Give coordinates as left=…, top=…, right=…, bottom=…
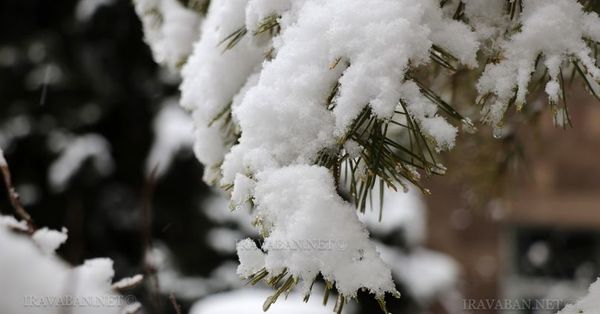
left=169, top=292, right=182, bottom=314
left=0, top=149, right=35, bottom=233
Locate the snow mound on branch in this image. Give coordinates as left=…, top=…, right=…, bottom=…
left=32, top=227, right=68, bottom=255
left=557, top=278, right=600, bottom=314
left=222, top=0, right=477, bottom=183
left=477, top=0, right=600, bottom=128
left=237, top=165, right=397, bottom=298
left=0, top=222, right=125, bottom=314
left=0, top=215, right=29, bottom=231
left=179, top=0, right=264, bottom=184
left=134, top=0, right=201, bottom=71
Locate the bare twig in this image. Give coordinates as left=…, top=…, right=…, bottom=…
left=141, top=165, right=161, bottom=313
left=169, top=292, right=182, bottom=314
left=0, top=149, right=35, bottom=233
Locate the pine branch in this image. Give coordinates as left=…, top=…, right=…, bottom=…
left=220, top=15, right=280, bottom=51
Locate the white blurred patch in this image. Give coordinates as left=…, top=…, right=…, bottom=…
left=360, top=187, right=426, bottom=247
left=75, top=0, right=116, bottom=22
left=48, top=133, right=114, bottom=192
left=146, top=100, right=194, bottom=178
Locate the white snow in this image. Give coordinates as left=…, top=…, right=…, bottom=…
left=222, top=0, right=475, bottom=184
left=111, top=274, right=144, bottom=290
left=477, top=0, right=600, bottom=129
left=236, top=239, right=266, bottom=277
left=146, top=100, right=194, bottom=177
left=179, top=0, right=264, bottom=184
left=32, top=227, right=68, bottom=255
left=557, top=278, right=600, bottom=314
left=0, top=215, right=28, bottom=231
left=0, top=223, right=125, bottom=314
left=237, top=165, right=397, bottom=299
left=230, top=173, right=256, bottom=212
left=48, top=133, right=113, bottom=192
left=134, top=0, right=202, bottom=71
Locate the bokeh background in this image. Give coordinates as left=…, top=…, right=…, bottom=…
left=1, top=0, right=599, bottom=313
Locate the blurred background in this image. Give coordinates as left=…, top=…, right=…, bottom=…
left=0, top=0, right=599, bottom=313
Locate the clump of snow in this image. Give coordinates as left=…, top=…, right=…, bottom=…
left=477, top=0, right=600, bottom=129
left=112, top=274, right=143, bottom=290
left=134, top=0, right=202, bottom=71
left=463, top=0, right=510, bottom=43
left=237, top=165, right=397, bottom=299
left=48, top=133, right=114, bottom=192
left=32, top=227, right=68, bottom=255
left=0, top=215, right=28, bottom=231
left=146, top=100, right=194, bottom=177
left=398, top=81, right=458, bottom=151
left=244, top=0, right=291, bottom=33
left=223, top=0, right=475, bottom=184
left=230, top=174, right=256, bottom=212
left=0, top=224, right=125, bottom=314
left=236, top=239, right=265, bottom=276
left=179, top=0, right=264, bottom=184
left=557, top=278, right=600, bottom=314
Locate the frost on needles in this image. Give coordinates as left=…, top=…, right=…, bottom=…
left=134, top=0, right=600, bottom=312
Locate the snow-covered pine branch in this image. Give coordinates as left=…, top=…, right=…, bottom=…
left=0, top=216, right=140, bottom=314
left=134, top=0, right=600, bottom=312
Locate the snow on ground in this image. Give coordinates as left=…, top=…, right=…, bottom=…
left=189, top=288, right=356, bottom=314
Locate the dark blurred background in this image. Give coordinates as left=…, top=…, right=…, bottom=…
left=0, top=0, right=218, bottom=311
